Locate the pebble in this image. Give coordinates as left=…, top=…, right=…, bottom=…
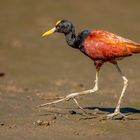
left=24, top=88, right=29, bottom=91
left=94, top=108, right=100, bottom=112
left=34, top=120, right=50, bottom=127
left=0, top=122, right=5, bottom=126
left=78, top=83, right=84, bottom=88
left=0, top=72, right=5, bottom=77
left=51, top=115, right=57, bottom=120
left=65, top=114, right=70, bottom=119
left=9, top=124, right=17, bottom=129
left=58, top=114, right=63, bottom=117
left=74, top=131, right=79, bottom=136
left=69, top=110, right=77, bottom=115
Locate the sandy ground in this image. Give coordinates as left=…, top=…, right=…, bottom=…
left=0, top=0, right=140, bottom=140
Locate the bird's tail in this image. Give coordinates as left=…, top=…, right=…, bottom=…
left=132, top=46, right=140, bottom=54
left=133, top=47, right=140, bottom=53
left=127, top=42, right=140, bottom=54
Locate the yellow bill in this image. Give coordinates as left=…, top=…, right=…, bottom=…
left=42, top=27, right=56, bottom=37
left=55, top=20, right=61, bottom=26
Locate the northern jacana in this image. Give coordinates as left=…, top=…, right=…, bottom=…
left=39, top=20, right=140, bottom=118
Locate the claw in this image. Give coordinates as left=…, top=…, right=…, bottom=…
left=107, top=111, right=127, bottom=119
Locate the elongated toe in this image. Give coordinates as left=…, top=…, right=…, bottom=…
left=107, top=111, right=127, bottom=119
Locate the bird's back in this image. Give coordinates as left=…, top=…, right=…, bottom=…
left=83, top=30, right=140, bottom=61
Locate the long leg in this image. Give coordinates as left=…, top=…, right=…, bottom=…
left=107, top=62, right=128, bottom=118
left=38, top=70, right=99, bottom=112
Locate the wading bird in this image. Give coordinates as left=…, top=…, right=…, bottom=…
left=39, top=20, right=140, bottom=118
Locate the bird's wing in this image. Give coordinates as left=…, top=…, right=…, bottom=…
left=84, top=30, right=140, bottom=60
left=92, top=30, right=140, bottom=47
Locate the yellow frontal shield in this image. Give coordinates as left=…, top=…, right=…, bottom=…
left=42, top=27, right=56, bottom=37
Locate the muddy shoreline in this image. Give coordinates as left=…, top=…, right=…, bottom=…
left=0, top=0, right=140, bottom=139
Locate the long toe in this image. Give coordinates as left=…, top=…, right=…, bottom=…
left=106, top=111, right=127, bottom=119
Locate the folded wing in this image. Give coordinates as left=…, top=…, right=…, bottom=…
left=84, top=30, right=140, bottom=60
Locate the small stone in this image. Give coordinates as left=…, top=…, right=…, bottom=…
left=51, top=120, right=56, bottom=123
left=8, top=124, right=17, bottom=128
left=36, top=120, right=43, bottom=125
left=58, top=114, right=63, bottom=117
left=69, top=110, right=77, bottom=115
left=94, top=108, right=100, bottom=112
left=65, top=114, right=70, bottom=119
left=74, top=131, right=79, bottom=136
left=51, top=115, right=57, bottom=120
left=44, top=121, right=50, bottom=126
left=0, top=72, right=5, bottom=77
left=95, top=132, right=100, bottom=135
left=78, top=83, right=84, bottom=88
left=35, top=120, right=50, bottom=127
left=13, top=124, right=17, bottom=128
left=24, top=88, right=29, bottom=91
left=0, top=122, right=5, bottom=126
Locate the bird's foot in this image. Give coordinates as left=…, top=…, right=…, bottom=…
left=38, top=92, right=81, bottom=107
left=37, top=92, right=91, bottom=115
left=106, top=110, right=127, bottom=119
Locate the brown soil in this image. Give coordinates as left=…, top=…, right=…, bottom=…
left=0, top=0, right=140, bottom=140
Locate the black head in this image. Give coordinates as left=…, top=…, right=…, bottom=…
left=42, top=20, right=75, bottom=37
left=55, top=20, right=75, bottom=34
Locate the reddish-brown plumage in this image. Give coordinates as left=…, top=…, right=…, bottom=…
left=41, top=20, right=140, bottom=118
left=84, top=30, right=140, bottom=64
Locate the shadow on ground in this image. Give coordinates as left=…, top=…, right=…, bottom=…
left=85, top=107, right=140, bottom=114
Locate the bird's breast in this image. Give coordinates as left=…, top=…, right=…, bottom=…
left=83, top=39, right=107, bottom=60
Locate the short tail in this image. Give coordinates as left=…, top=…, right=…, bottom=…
left=127, top=42, right=140, bottom=54
left=132, top=46, right=140, bottom=54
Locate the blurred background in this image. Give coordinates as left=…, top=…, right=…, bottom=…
left=0, top=1, right=140, bottom=139
left=0, top=0, right=140, bottom=93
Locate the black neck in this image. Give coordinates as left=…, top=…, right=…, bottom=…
left=65, top=31, right=79, bottom=48
left=64, top=29, right=91, bottom=50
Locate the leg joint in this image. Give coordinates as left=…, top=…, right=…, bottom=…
left=91, top=84, right=98, bottom=92
left=122, top=76, right=128, bottom=85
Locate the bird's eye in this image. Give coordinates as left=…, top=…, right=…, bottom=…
left=56, top=24, right=65, bottom=29
left=61, top=25, right=65, bottom=29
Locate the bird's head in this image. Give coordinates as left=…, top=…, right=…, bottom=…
left=42, top=20, right=75, bottom=37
